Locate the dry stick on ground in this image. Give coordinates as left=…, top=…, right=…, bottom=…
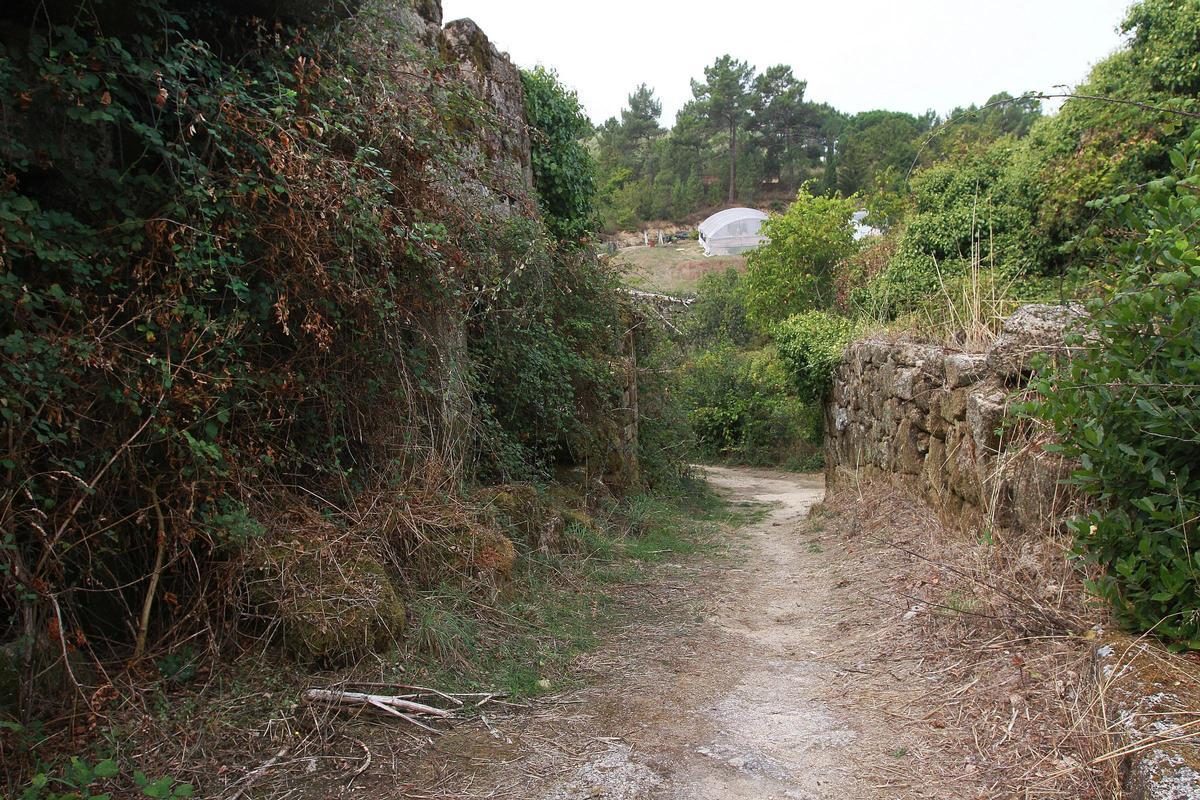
left=875, top=534, right=1074, bottom=632
left=225, top=745, right=292, bottom=800
left=303, top=689, right=457, bottom=735
left=832, top=480, right=1117, bottom=796
left=338, top=682, right=497, bottom=708
left=847, top=486, right=1077, bottom=633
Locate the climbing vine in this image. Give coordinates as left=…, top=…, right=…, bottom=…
left=0, top=0, right=630, bottom=722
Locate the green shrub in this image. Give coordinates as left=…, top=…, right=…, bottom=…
left=15, top=755, right=192, bottom=800
left=855, top=138, right=1050, bottom=317
left=470, top=219, right=623, bottom=480
left=743, top=187, right=858, bottom=326
left=521, top=66, right=598, bottom=246
left=773, top=312, right=859, bottom=403
left=0, top=0, right=631, bottom=709
left=1122, top=0, right=1200, bottom=96
left=1027, top=130, right=1200, bottom=647
left=859, top=0, right=1200, bottom=322
left=634, top=326, right=696, bottom=488
left=680, top=345, right=819, bottom=464
left=685, top=267, right=754, bottom=347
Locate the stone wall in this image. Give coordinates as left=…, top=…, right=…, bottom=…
left=824, top=305, right=1087, bottom=536
left=441, top=17, right=534, bottom=195
left=826, top=304, right=1200, bottom=799
left=399, top=4, right=537, bottom=468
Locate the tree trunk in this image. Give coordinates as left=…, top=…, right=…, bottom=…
left=728, top=120, right=737, bottom=204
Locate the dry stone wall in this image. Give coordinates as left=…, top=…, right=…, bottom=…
left=824, top=305, right=1087, bottom=536
left=826, top=305, right=1200, bottom=800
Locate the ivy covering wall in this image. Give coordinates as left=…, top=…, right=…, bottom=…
left=0, top=0, right=637, bottom=709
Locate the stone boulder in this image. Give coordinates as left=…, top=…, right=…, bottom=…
left=944, top=353, right=988, bottom=388
left=246, top=532, right=405, bottom=665
left=985, top=303, right=1088, bottom=380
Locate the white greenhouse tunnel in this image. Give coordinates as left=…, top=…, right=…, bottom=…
left=697, top=207, right=769, bottom=256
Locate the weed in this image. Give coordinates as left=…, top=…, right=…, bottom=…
left=15, top=755, right=192, bottom=800
left=154, top=648, right=198, bottom=685
left=941, top=590, right=983, bottom=617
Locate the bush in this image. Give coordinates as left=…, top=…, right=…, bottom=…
left=773, top=312, right=859, bottom=403
left=1123, top=0, right=1200, bottom=96
left=1027, top=130, right=1200, bottom=647
left=0, top=0, right=631, bottom=712
left=685, top=267, right=754, bottom=347
left=634, top=326, right=696, bottom=489
left=856, top=139, right=1048, bottom=317
left=742, top=187, right=858, bottom=326
left=521, top=66, right=598, bottom=246
left=680, top=345, right=819, bottom=465
left=469, top=219, right=623, bottom=480
left=858, top=0, right=1200, bottom=322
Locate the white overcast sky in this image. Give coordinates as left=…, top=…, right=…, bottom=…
left=440, top=0, right=1135, bottom=125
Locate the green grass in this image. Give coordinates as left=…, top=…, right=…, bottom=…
left=399, top=568, right=609, bottom=699
left=616, top=242, right=745, bottom=295
left=939, top=590, right=983, bottom=617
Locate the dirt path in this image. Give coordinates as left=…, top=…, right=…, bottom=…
left=524, top=465, right=919, bottom=800
left=316, top=464, right=1109, bottom=798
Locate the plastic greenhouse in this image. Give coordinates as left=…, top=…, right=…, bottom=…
left=697, top=207, right=769, bottom=256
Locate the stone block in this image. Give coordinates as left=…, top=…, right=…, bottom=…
left=986, top=303, right=1088, bottom=380
left=944, top=352, right=988, bottom=388
left=942, top=388, right=968, bottom=422
left=967, top=388, right=1007, bottom=455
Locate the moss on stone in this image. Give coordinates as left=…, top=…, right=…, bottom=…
left=247, top=538, right=405, bottom=665
left=476, top=484, right=565, bottom=553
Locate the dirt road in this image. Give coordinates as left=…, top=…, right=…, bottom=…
left=527, top=465, right=920, bottom=800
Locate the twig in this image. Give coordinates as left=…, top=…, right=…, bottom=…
left=226, top=745, right=291, bottom=800
left=132, top=486, right=167, bottom=662
left=304, top=688, right=453, bottom=720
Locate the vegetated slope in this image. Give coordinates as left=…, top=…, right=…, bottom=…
left=848, top=0, right=1200, bottom=320
left=0, top=0, right=683, bottom=748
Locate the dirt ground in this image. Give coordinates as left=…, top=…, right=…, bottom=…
left=247, top=465, right=1123, bottom=799
left=497, top=466, right=1095, bottom=800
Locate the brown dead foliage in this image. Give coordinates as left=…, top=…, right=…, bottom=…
left=817, top=479, right=1124, bottom=798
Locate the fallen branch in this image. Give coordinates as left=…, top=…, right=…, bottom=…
left=303, top=688, right=453, bottom=720
left=362, top=698, right=444, bottom=734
